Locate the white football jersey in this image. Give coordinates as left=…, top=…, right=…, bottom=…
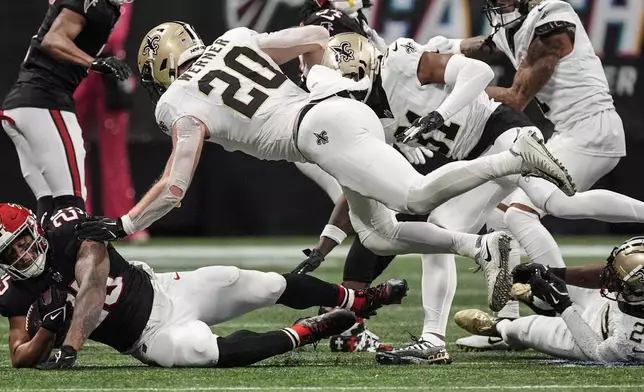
left=492, top=0, right=614, bottom=130
left=155, top=28, right=309, bottom=163
left=380, top=38, right=500, bottom=160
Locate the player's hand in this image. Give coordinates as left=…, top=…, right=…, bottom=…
left=425, top=36, right=454, bottom=53
left=75, top=216, right=127, bottom=242
left=38, top=286, right=70, bottom=333
left=512, top=263, right=567, bottom=284
left=397, top=111, right=445, bottom=145
left=395, top=143, right=434, bottom=165
left=36, top=345, right=77, bottom=370
left=291, top=248, right=325, bottom=274
left=90, top=56, right=132, bottom=81
left=530, top=271, right=572, bottom=313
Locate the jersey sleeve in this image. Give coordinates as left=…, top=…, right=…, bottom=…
left=534, top=1, right=578, bottom=36
left=0, top=275, right=37, bottom=318
left=155, top=87, right=215, bottom=138
left=47, top=207, right=88, bottom=267
left=302, top=8, right=366, bottom=36
left=382, top=38, right=425, bottom=81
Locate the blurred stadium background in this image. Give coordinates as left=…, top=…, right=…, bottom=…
left=0, top=0, right=642, bottom=239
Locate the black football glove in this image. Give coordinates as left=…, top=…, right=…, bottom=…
left=291, top=248, right=325, bottom=274
left=530, top=271, right=573, bottom=314
left=90, top=56, right=132, bottom=81
left=396, top=111, right=445, bottom=145
left=38, top=286, right=69, bottom=333
left=75, top=216, right=127, bottom=242
left=512, top=263, right=567, bottom=284
left=36, top=345, right=77, bottom=370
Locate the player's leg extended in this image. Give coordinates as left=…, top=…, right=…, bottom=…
left=2, top=112, right=53, bottom=221
left=296, top=97, right=542, bottom=215
left=164, top=266, right=407, bottom=326
left=294, top=162, right=343, bottom=203
left=138, top=311, right=357, bottom=368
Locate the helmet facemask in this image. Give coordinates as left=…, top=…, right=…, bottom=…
left=0, top=217, right=48, bottom=281
left=483, top=0, right=532, bottom=30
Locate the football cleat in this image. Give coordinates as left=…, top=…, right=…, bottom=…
left=510, top=130, right=576, bottom=196
left=354, top=279, right=409, bottom=318
left=474, top=232, right=512, bottom=312
left=330, top=328, right=392, bottom=353
left=455, top=335, right=510, bottom=352
left=375, top=337, right=451, bottom=365
left=294, top=309, right=357, bottom=346
left=454, top=309, right=502, bottom=337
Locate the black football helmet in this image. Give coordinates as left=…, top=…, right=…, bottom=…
left=482, top=0, right=544, bottom=29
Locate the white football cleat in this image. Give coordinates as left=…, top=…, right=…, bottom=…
left=475, top=232, right=512, bottom=312
left=510, top=130, right=576, bottom=197
left=455, top=335, right=510, bottom=352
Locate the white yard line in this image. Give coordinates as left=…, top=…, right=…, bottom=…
left=5, top=385, right=644, bottom=391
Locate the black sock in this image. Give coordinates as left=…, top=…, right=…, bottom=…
left=36, top=196, right=53, bottom=224
left=216, top=329, right=296, bottom=368
left=277, top=273, right=340, bottom=309
left=342, top=236, right=379, bottom=284
left=53, top=195, right=85, bottom=212
left=370, top=255, right=396, bottom=284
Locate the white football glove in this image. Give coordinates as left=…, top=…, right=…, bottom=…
left=395, top=143, right=434, bottom=165
left=329, top=0, right=363, bottom=18
left=425, top=36, right=462, bottom=54
left=361, top=20, right=388, bottom=53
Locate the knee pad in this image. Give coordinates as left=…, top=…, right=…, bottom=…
left=503, top=205, right=539, bottom=232
left=240, top=270, right=287, bottom=305
left=146, top=320, right=219, bottom=368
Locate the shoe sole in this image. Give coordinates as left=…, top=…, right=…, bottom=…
left=488, top=233, right=512, bottom=312
left=375, top=351, right=452, bottom=366
left=520, top=133, right=576, bottom=196
left=456, top=343, right=511, bottom=352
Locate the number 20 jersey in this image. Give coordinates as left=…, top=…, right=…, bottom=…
left=155, top=28, right=311, bottom=163
left=380, top=38, right=500, bottom=160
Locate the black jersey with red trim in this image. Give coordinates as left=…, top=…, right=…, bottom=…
left=302, top=8, right=368, bottom=36
left=2, top=0, right=121, bottom=112
left=0, top=207, right=154, bottom=353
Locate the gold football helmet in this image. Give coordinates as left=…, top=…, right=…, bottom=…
left=601, top=237, right=644, bottom=303
left=320, top=32, right=381, bottom=84
left=137, top=21, right=206, bottom=103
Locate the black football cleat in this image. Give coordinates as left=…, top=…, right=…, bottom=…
left=294, top=309, right=357, bottom=346
left=354, top=279, right=409, bottom=318
left=375, top=339, right=452, bottom=365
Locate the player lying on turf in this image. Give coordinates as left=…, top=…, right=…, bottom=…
left=73, top=22, right=575, bottom=315
left=454, top=237, right=644, bottom=363
left=0, top=203, right=408, bottom=369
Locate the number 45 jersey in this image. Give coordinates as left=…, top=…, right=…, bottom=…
left=155, top=28, right=310, bottom=163
left=380, top=38, right=500, bottom=160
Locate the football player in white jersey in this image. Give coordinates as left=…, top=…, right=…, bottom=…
left=73, top=22, right=576, bottom=315
left=455, top=237, right=644, bottom=363
left=419, top=0, right=638, bottom=351
left=306, top=31, right=644, bottom=364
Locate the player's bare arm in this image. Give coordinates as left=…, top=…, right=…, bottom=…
left=486, top=30, right=574, bottom=110
left=460, top=35, right=503, bottom=61
left=63, top=241, right=109, bottom=351
left=8, top=316, right=55, bottom=368
left=41, top=9, right=94, bottom=68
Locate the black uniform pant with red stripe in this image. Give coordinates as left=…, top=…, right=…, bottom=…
left=1, top=107, right=86, bottom=212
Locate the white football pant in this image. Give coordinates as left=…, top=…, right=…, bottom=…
left=1, top=107, right=86, bottom=200
left=131, top=266, right=287, bottom=367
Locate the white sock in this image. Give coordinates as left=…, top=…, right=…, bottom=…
left=420, top=254, right=457, bottom=340
left=407, top=151, right=522, bottom=214
left=419, top=332, right=446, bottom=346
left=544, top=189, right=644, bottom=223
left=504, top=206, right=565, bottom=267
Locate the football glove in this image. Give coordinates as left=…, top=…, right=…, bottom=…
left=75, top=216, right=127, bottom=242
left=512, top=263, right=567, bottom=284
left=395, top=143, right=434, bottom=165
left=38, top=286, right=70, bottom=333
left=36, top=345, right=77, bottom=370
left=530, top=271, right=573, bottom=314
left=397, top=111, right=445, bottom=145
left=90, top=56, right=132, bottom=81
left=291, top=248, right=325, bottom=275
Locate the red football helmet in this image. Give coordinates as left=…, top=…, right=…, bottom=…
left=0, top=203, right=48, bottom=280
